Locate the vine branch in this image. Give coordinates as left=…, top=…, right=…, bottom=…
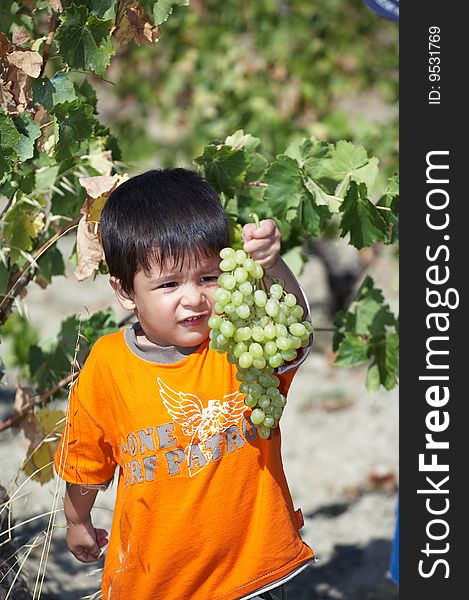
left=0, top=216, right=81, bottom=325
left=0, top=372, right=76, bottom=433
left=39, top=13, right=58, bottom=77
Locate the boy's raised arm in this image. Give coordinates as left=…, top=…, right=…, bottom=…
left=242, top=219, right=310, bottom=318
left=64, top=483, right=108, bottom=563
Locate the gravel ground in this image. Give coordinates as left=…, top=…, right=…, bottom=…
left=0, top=241, right=398, bottom=600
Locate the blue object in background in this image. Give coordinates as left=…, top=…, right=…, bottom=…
left=363, top=0, right=399, bottom=21
left=389, top=496, right=399, bottom=585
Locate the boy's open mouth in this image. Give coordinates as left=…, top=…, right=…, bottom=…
left=180, top=315, right=207, bottom=326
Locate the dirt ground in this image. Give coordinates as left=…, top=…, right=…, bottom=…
left=0, top=240, right=399, bottom=600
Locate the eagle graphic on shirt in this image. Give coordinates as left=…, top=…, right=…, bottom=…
left=157, top=377, right=246, bottom=443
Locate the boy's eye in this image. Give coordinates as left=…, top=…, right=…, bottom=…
left=158, top=281, right=178, bottom=289
left=201, top=276, right=219, bottom=283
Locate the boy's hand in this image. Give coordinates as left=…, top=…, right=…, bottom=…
left=66, top=520, right=108, bottom=563
left=242, top=219, right=281, bottom=271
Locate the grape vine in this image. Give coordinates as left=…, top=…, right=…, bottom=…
left=0, top=0, right=398, bottom=485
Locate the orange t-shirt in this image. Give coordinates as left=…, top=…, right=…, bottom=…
left=54, top=330, right=314, bottom=600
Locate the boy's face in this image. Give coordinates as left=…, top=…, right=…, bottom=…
left=112, top=254, right=221, bottom=347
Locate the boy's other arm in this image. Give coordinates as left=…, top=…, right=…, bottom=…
left=64, top=483, right=109, bottom=563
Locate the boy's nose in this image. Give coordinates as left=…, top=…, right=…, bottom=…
left=181, top=284, right=205, bottom=308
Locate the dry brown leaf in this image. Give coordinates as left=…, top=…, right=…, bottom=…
left=79, top=175, right=119, bottom=226
left=75, top=215, right=105, bottom=281
left=0, top=32, right=11, bottom=57
left=12, top=26, right=31, bottom=47
left=13, top=386, right=33, bottom=415
left=79, top=174, right=119, bottom=200
left=48, top=0, right=63, bottom=11
left=7, top=50, right=43, bottom=78
left=113, top=0, right=160, bottom=49
left=0, top=67, right=31, bottom=113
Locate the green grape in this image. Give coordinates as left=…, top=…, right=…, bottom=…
left=289, top=322, right=307, bottom=337
left=214, top=288, right=231, bottom=305
left=269, top=283, right=284, bottom=299
left=266, top=386, right=281, bottom=400
left=264, top=341, right=278, bottom=356
left=265, top=299, right=280, bottom=317
left=231, top=290, right=244, bottom=306
left=220, top=247, right=236, bottom=259
left=249, top=342, right=264, bottom=359
left=234, top=267, right=249, bottom=283
left=254, top=289, right=267, bottom=307
left=275, top=312, right=287, bottom=325
left=253, top=357, right=267, bottom=369
left=244, top=394, right=258, bottom=408
left=272, top=406, right=283, bottom=419
left=239, top=281, right=253, bottom=296
left=291, top=305, right=304, bottom=319
left=291, top=336, right=302, bottom=349
left=236, top=304, right=251, bottom=319
left=249, top=383, right=263, bottom=399
left=216, top=333, right=229, bottom=346
left=235, top=249, right=247, bottom=264
left=281, top=349, right=297, bottom=362
left=250, top=408, right=265, bottom=425
left=264, top=323, right=277, bottom=339
left=220, top=321, right=235, bottom=338
left=252, top=264, right=264, bottom=279
left=214, top=302, right=224, bottom=314
left=257, top=425, right=271, bottom=440
left=276, top=336, right=291, bottom=351
left=234, top=342, right=248, bottom=357
left=244, top=258, right=255, bottom=272
left=251, top=326, right=265, bottom=343
left=263, top=415, right=275, bottom=428
left=227, top=353, right=238, bottom=364
left=244, top=294, right=254, bottom=306
left=239, top=352, right=254, bottom=368
left=276, top=324, right=288, bottom=338
left=208, top=315, right=223, bottom=329
left=284, top=293, right=297, bottom=307
left=268, top=353, right=283, bottom=368
left=234, top=327, right=252, bottom=342
left=219, top=273, right=236, bottom=290
left=220, top=258, right=236, bottom=272
left=258, top=395, right=271, bottom=409
left=223, top=303, right=236, bottom=315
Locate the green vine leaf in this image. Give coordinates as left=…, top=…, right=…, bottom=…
left=33, top=72, right=77, bottom=110
left=3, top=198, right=45, bottom=263
left=81, top=0, right=117, bottom=20
left=13, top=113, right=41, bottom=161
left=194, top=143, right=247, bottom=196
left=334, top=276, right=398, bottom=392
left=376, top=174, right=399, bottom=244
left=318, top=140, right=379, bottom=193
left=55, top=3, right=115, bottom=77
left=0, top=112, right=20, bottom=177
left=334, top=333, right=369, bottom=367
left=153, top=0, right=189, bottom=26
left=51, top=100, right=96, bottom=161
left=339, top=181, right=388, bottom=248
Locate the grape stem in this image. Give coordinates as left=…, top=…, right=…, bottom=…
left=249, top=212, right=261, bottom=229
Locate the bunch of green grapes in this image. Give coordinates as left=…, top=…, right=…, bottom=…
left=208, top=247, right=313, bottom=439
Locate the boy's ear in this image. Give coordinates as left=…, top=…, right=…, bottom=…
left=109, top=277, right=136, bottom=311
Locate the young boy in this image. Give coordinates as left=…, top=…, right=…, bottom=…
left=54, top=168, right=315, bottom=600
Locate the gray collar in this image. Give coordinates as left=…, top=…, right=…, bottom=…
left=124, top=322, right=202, bottom=364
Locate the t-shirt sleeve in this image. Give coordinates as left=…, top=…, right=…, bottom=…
left=54, top=345, right=117, bottom=485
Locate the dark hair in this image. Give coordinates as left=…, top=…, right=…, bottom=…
left=100, top=168, right=230, bottom=293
